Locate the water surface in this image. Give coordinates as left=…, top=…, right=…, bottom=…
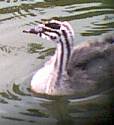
left=0, top=0, right=114, bottom=124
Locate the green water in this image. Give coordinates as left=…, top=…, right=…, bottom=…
left=0, top=0, right=114, bottom=125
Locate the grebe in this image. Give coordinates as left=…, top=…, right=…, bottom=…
left=23, top=20, right=114, bottom=96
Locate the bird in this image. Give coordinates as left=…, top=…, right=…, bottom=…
left=23, top=20, right=114, bottom=97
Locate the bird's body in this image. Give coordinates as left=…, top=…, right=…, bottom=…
left=23, top=20, right=114, bottom=96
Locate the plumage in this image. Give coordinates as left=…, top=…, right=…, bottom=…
left=23, top=20, right=114, bottom=96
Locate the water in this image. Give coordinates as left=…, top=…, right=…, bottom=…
left=0, top=0, right=114, bottom=124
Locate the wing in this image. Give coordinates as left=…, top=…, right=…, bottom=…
left=68, top=42, right=114, bottom=74
left=67, top=35, right=114, bottom=95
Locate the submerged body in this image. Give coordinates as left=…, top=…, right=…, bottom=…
left=24, top=20, right=114, bottom=96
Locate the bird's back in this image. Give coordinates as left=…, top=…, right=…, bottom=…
left=67, top=33, right=114, bottom=96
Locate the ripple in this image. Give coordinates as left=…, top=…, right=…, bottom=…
left=38, top=48, right=55, bottom=59
left=27, top=42, right=55, bottom=59
left=0, top=98, right=8, bottom=104
left=0, top=0, right=46, bottom=22
left=0, top=44, right=25, bottom=56
left=0, top=90, right=21, bottom=101
left=1, top=116, right=25, bottom=121
left=12, top=83, right=31, bottom=96
left=27, top=43, right=44, bottom=53
left=20, top=108, right=49, bottom=117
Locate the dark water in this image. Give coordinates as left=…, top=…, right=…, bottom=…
left=0, top=0, right=114, bottom=124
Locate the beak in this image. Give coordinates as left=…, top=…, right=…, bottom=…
left=23, top=28, right=38, bottom=35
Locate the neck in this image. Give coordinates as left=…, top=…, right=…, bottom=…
left=54, top=30, right=73, bottom=77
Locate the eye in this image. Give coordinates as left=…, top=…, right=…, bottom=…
left=45, top=23, right=60, bottom=29
left=50, top=36, right=57, bottom=39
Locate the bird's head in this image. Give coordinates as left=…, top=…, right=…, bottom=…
left=23, top=20, right=75, bottom=44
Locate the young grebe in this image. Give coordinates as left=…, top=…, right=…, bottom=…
left=23, top=20, right=114, bottom=96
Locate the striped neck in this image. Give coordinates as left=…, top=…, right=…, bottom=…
left=54, top=29, right=73, bottom=77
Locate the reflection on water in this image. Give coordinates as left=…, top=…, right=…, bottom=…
left=0, top=81, right=113, bottom=125
left=0, top=0, right=114, bottom=124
